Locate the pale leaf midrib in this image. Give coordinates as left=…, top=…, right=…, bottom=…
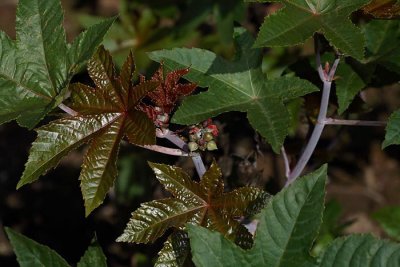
left=21, top=114, right=121, bottom=183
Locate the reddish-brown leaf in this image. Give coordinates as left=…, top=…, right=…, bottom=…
left=146, top=63, right=197, bottom=114
left=117, top=160, right=270, bottom=249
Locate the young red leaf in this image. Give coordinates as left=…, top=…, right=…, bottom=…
left=147, top=63, right=197, bottom=114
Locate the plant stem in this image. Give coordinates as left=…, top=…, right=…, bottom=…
left=137, top=145, right=189, bottom=156
left=286, top=80, right=332, bottom=185
left=57, top=105, right=195, bottom=159
left=281, top=146, right=291, bottom=178
left=158, top=129, right=206, bottom=178
left=58, top=103, right=78, bottom=116
left=324, top=118, right=387, bottom=127
left=285, top=38, right=340, bottom=186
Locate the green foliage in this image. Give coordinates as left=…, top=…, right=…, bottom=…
left=335, top=63, right=365, bottom=114
left=18, top=47, right=159, bottom=216
left=77, top=240, right=108, bottom=267
left=188, top=165, right=400, bottom=267
left=383, top=110, right=400, bottom=148
left=5, top=227, right=107, bottom=267
left=188, top=165, right=327, bottom=267
left=155, top=230, right=194, bottom=267
left=363, top=20, right=400, bottom=74
left=0, top=0, right=114, bottom=129
left=5, top=227, right=70, bottom=267
left=150, top=28, right=318, bottom=152
left=254, top=0, right=369, bottom=60
left=117, top=160, right=269, bottom=264
left=373, top=206, right=400, bottom=241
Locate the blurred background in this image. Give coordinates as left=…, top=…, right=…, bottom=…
left=1, top=0, right=400, bottom=266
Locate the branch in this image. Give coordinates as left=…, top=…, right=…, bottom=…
left=57, top=105, right=207, bottom=177
left=157, top=129, right=207, bottom=178
left=58, top=103, right=78, bottom=116
left=137, top=144, right=189, bottom=156
left=324, top=118, right=387, bottom=127
left=286, top=38, right=339, bottom=186
left=281, top=146, right=291, bottom=178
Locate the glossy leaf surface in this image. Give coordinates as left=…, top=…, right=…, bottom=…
left=189, top=164, right=400, bottom=267
left=155, top=230, right=194, bottom=267
left=0, top=0, right=114, bottom=128
left=18, top=47, right=158, bottom=216
left=117, top=161, right=269, bottom=247
left=5, top=227, right=69, bottom=267
left=150, top=28, right=318, bottom=152
left=188, top=165, right=327, bottom=267
left=254, top=0, right=370, bottom=60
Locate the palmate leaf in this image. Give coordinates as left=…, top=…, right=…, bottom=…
left=18, top=46, right=158, bottom=216
left=117, top=161, right=269, bottom=264
left=149, top=28, right=318, bottom=152
left=188, top=165, right=400, bottom=267
left=254, top=0, right=370, bottom=60
left=5, top=227, right=107, bottom=267
left=0, top=0, right=115, bottom=129
left=363, top=20, right=400, bottom=74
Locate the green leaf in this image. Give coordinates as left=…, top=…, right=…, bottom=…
left=117, top=160, right=269, bottom=251
left=254, top=0, right=369, bottom=60
left=155, top=231, right=194, bottom=267
left=318, top=235, right=400, bottom=266
left=335, top=63, right=365, bottom=114
left=5, top=227, right=70, bottom=267
left=0, top=0, right=114, bottom=128
left=68, top=17, right=117, bottom=75
left=188, top=164, right=400, bottom=266
left=383, top=110, right=400, bottom=148
left=18, top=47, right=158, bottom=216
left=373, top=206, right=400, bottom=241
left=149, top=28, right=318, bottom=152
left=77, top=240, right=107, bottom=267
left=188, top=165, right=327, bottom=267
left=363, top=20, right=400, bottom=73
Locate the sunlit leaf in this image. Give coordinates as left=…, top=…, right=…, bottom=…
left=117, top=160, right=269, bottom=265
left=150, top=28, right=318, bottom=152
left=0, top=0, right=114, bottom=128
left=155, top=231, right=194, bottom=267
left=18, top=47, right=159, bottom=216
left=188, top=165, right=400, bottom=266
left=254, top=0, right=370, bottom=60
